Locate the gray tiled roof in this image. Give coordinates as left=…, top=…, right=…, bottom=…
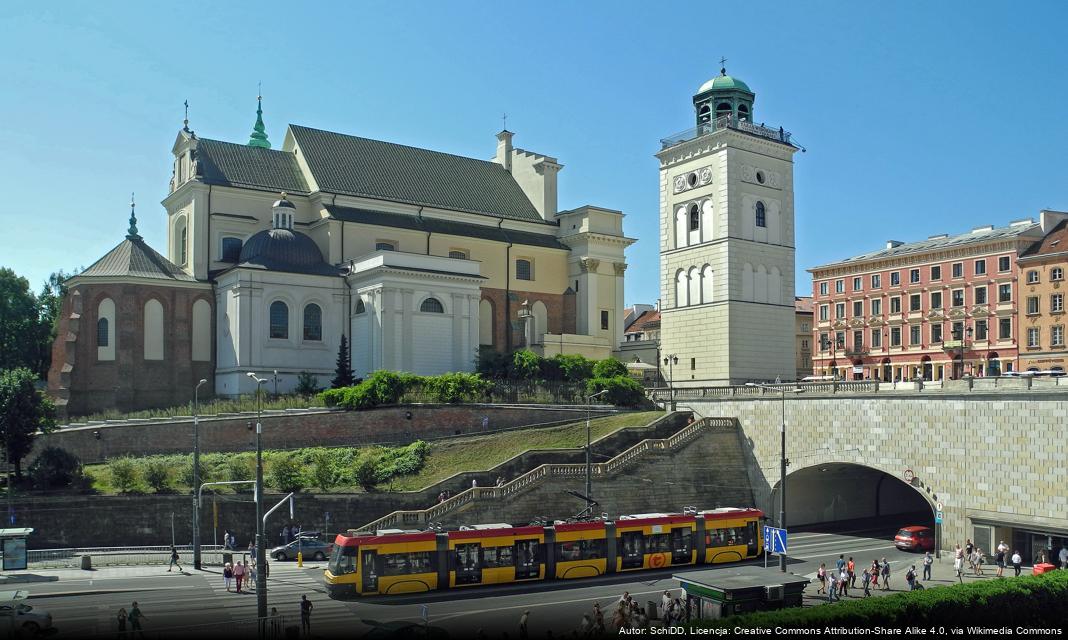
left=814, top=221, right=1039, bottom=270
left=326, top=205, right=568, bottom=251
left=78, top=238, right=197, bottom=282
left=291, top=125, right=545, bottom=223
left=196, top=139, right=310, bottom=194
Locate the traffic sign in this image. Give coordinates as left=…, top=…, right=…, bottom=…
left=935, top=511, right=943, bottom=524
left=763, top=526, right=788, bottom=554
left=935, top=502, right=944, bottom=512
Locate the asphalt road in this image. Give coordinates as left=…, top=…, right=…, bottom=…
left=25, top=523, right=957, bottom=638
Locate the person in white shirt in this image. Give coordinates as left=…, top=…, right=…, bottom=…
left=1059, top=546, right=1068, bottom=570
left=1011, top=550, right=1023, bottom=577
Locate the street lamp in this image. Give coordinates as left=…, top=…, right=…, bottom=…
left=951, top=325, right=973, bottom=379
left=663, top=354, right=679, bottom=410
left=193, top=378, right=208, bottom=570
left=585, top=389, right=609, bottom=518
left=746, top=382, right=805, bottom=572
left=246, top=372, right=269, bottom=620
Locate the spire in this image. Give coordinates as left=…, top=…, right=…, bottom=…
left=248, top=87, right=271, bottom=149
left=126, top=193, right=141, bottom=240
left=183, top=99, right=190, bottom=132
left=720, top=56, right=728, bottom=76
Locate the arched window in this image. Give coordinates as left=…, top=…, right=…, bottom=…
left=755, top=201, right=767, bottom=228
left=180, top=226, right=188, bottom=265
left=674, top=207, right=688, bottom=249
left=675, top=270, right=688, bottom=308
left=479, top=299, right=494, bottom=346
left=701, top=265, right=714, bottom=304
left=270, top=301, right=289, bottom=339
left=516, top=259, right=532, bottom=281
left=698, top=104, right=711, bottom=124
left=688, top=204, right=700, bottom=232
left=192, top=299, right=211, bottom=361
left=143, top=299, right=164, bottom=360
left=420, top=297, right=444, bottom=313
left=448, top=250, right=468, bottom=260
left=737, top=104, right=749, bottom=122
left=688, top=266, right=700, bottom=307
left=97, top=318, right=109, bottom=347
left=354, top=299, right=366, bottom=315
left=97, top=298, right=116, bottom=361
left=716, top=102, right=731, bottom=118
left=221, top=237, right=243, bottom=262
left=303, top=303, right=322, bottom=341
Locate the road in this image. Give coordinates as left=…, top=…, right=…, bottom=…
left=19, top=524, right=969, bottom=638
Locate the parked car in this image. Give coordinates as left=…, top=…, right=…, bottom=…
left=0, top=590, right=53, bottom=635
left=894, top=525, right=935, bottom=552
left=271, top=535, right=333, bottom=561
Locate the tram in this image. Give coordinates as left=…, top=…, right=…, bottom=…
left=324, top=507, right=763, bottom=597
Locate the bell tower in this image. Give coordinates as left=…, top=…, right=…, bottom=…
left=693, top=61, right=756, bottom=126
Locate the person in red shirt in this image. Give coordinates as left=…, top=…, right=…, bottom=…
left=847, top=557, right=856, bottom=587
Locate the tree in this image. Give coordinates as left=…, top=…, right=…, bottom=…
left=29, top=446, right=84, bottom=490
left=296, top=371, right=320, bottom=396
left=35, top=269, right=77, bottom=378
left=332, top=335, right=355, bottom=388
left=0, top=268, right=45, bottom=376
left=593, top=357, right=628, bottom=379
left=0, top=367, right=57, bottom=478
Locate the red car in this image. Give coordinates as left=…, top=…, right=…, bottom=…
left=894, top=526, right=935, bottom=551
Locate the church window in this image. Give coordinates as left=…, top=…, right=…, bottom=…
left=516, top=259, right=532, bottom=281
left=180, top=227, right=188, bottom=265
left=716, top=102, right=731, bottom=118
left=738, top=104, right=749, bottom=122
left=303, top=303, right=322, bottom=341
left=143, top=299, right=164, bottom=360
left=756, top=170, right=765, bottom=184
left=687, top=173, right=698, bottom=187
left=420, top=297, right=444, bottom=313
left=270, top=301, right=289, bottom=339
left=97, top=318, right=109, bottom=347
left=354, top=299, right=366, bottom=314
left=698, top=104, right=711, bottom=124
left=221, top=237, right=243, bottom=262
left=688, top=204, right=699, bottom=231
left=448, top=250, right=468, bottom=260
left=755, top=201, right=767, bottom=228
left=675, top=270, right=688, bottom=308
left=376, top=242, right=396, bottom=251
left=600, top=310, right=609, bottom=331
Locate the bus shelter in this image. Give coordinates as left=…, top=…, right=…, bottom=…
left=0, top=529, right=33, bottom=571
left=674, top=566, right=809, bottom=620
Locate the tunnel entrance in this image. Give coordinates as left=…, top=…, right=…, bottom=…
left=770, top=463, right=934, bottom=531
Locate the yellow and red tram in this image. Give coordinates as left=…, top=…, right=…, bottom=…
left=324, top=507, right=763, bottom=597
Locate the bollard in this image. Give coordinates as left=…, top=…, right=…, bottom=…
left=81, top=554, right=92, bottom=570
left=297, top=550, right=303, bottom=567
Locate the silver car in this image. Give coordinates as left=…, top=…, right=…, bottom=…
left=0, top=590, right=53, bottom=635
left=270, top=535, right=333, bottom=561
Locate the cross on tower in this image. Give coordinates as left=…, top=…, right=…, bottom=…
left=183, top=100, right=189, bottom=130
left=720, top=56, right=728, bottom=74
left=502, top=112, right=508, bottom=132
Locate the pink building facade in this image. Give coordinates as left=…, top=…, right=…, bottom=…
left=809, top=219, right=1055, bottom=382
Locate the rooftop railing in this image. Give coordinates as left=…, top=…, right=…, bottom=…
left=660, top=114, right=795, bottom=150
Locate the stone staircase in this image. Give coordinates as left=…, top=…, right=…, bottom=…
left=353, top=416, right=738, bottom=533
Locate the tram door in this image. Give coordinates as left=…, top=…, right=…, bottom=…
left=620, top=531, right=644, bottom=570
left=455, top=543, right=482, bottom=585
left=361, top=550, right=379, bottom=592
left=514, top=540, right=540, bottom=580
left=746, top=522, right=758, bottom=557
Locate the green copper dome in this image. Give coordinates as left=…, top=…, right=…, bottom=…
left=697, top=73, right=752, bottom=94
left=248, top=95, right=271, bottom=149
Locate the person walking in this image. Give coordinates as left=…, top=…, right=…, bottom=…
left=880, top=558, right=891, bottom=590
left=116, top=607, right=128, bottom=637
left=223, top=562, right=233, bottom=591
left=954, top=545, right=964, bottom=584
left=839, top=567, right=849, bottom=597
left=1059, top=546, right=1068, bottom=570
left=224, top=530, right=234, bottom=551
left=167, top=545, right=183, bottom=572
left=906, top=565, right=917, bottom=590
left=300, top=594, right=313, bottom=635
left=248, top=558, right=257, bottom=590
left=128, top=602, right=145, bottom=639
left=835, top=554, right=846, bottom=577
left=974, top=548, right=985, bottom=576
left=816, top=563, right=826, bottom=594
left=995, top=547, right=1006, bottom=577
left=861, top=568, right=872, bottom=597
left=870, top=559, right=880, bottom=588
left=847, top=557, right=856, bottom=588
left=1012, top=550, right=1023, bottom=577
left=519, top=610, right=530, bottom=640
left=965, top=539, right=975, bottom=571
left=923, top=551, right=933, bottom=581
left=826, top=571, right=837, bottom=602
left=593, top=602, right=605, bottom=634
left=234, top=559, right=246, bottom=593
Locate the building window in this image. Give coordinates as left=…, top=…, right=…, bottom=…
left=801, top=339, right=809, bottom=349
left=975, top=320, right=988, bottom=341
left=871, top=274, right=882, bottom=289
left=303, top=303, right=322, bottom=341
left=871, top=329, right=882, bottom=348
left=974, top=259, right=987, bottom=275
left=871, top=298, right=882, bottom=315
left=376, top=241, right=396, bottom=251
left=952, top=262, right=963, bottom=278
left=835, top=280, right=844, bottom=293
left=755, top=201, right=766, bottom=228
left=354, top=299, right=366, bottom=314
left=819, top=305, right=828, bottom=321
left=448, top=250, right=468, bottom=260
left=930, top=265, right=941, bottom=281
left=951, top=289, right=964, bottom=308
left=910, top=325, right=921, bottom=345
left=952, top=321, right=964, bottom=341
left=998, top=284, right=1012, bottom=303
left=931, top=324, right=943, bottom=344
left=819, top=332, right=829, bottom=350
left=853, top=277, right=862, bottom=291
left=801, top=322, right=810, bottom=332
left=1052, top=293, right=1064, bottom=313
left=516, top=259, right=532, bottom=281
left=890, top=296, right=901, bottom=313
left=835, top=331, right=845, bottom=349
left=601, top=310, right=609, bottom=330
left=1027, top=296, right=1040, bottom=315
left=691, top=357, right=696, bottom=371
left=999, top=318, right=1012, bottom=340
left=180, top=227, right=188, bottom=265
left=975, top=286, right=988, bottom=305
left=998, top=256, right=1011, bottom=272
left=852, top=301, right=863, bottom=317
left=835, top=303, right=845, bottom=319
left=819, top=282, right=828, bottom=296
left=96, top=318, right=109, bottom=347
left=221, top=237, right=243, bottom=262
left=1028, top=327, right=1040, bottom=348
left=689, top=204, right=700, bottom=231
left=909, top=269, right=920, bottom=284
left=909, top=294, right=921, bottom=312
left=890, top=272, right=900, bottom=286
left=270, top=301, right=289, bottom=339
left=1052, top=325, right=1065, bottom=346
left=931, top=292, right=942, bottom=310
left=1052, top=267, right=1064, bottom=282
left=890, top=327, right=902, bottom=347
left=420, top=298, right=444, bottom=313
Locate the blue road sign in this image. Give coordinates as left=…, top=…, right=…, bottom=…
left=763, top=526, right=788, bottom=554
left=935, top=511, right=943, bottom=524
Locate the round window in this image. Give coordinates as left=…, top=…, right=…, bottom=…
left=756, top=171, right=766, bottom=184
left=687, top=173, right=698, bottom=187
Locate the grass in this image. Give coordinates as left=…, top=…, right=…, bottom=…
left=70, top=394, right=321, bottom=423
left=385, top=410, right=663, bottom=491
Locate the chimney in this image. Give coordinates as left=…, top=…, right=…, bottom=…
left=886, top=240, right=904, bottom=249
left=655, top=298, right=661, bottom=312
left=495, top=130, right=513, bottom=172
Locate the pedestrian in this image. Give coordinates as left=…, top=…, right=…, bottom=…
left=280, top=526, right=288, bottom=546
left=228, top=531, right=236, bottom=550
left=1012, top=550, right=1023, bottom=577
left=1059, top=546, right=1068, bottom=570
left=224, top=529, right=233, bottom=551
left=269, top=607, right=282, bottom=640
left=519, top=610, right=530, bottom=640
left=248, top=539, right=255, bottom=556
left=906, top=565, right=917, bottom=590
left=300, top=594, right=313, bottom=635
left=248, top=558, right=257, bottom=589
left=116, top=607, right=128, bottom=636
left=593, top=602, right=605, bottom=634
left=995, top=547, right=1006, bottom=577
left=923, top=551, right=933, bottom=581
left=472, top=478, right=479, bottom=489
left=954, top=545, right=964, bottom=583
left=826, top=571, right=837, bottom=602
left=438, top=491, right=445, bottom=503
left=496, top=476, right=504, bottom=487
left=168, top=545, right=183, bottom=572
left=835, top=554, right=845, bottom=576
left=223, top=562, right=233, bottom=591
left=839, top=567, right=849, bottom=597
left=816, top=563, right=826, bottom=594
left=234, top=559, right=247, bottom=593
left=847, top=556, right=856, bottom=587
left=861, top=568, right=872, bottom=597
left=870, top=559, right=880, bottom=588
left=880, top=558, right=891, bottom=590
left=974, top=548, right=985, bottom=576
left=965, top=539, right=974, bottom=570
left=128, top=602, right=145, bottom=639
left=660, top=590, right=671, bottom=619
left=997, top=540, right=1009, bottom=560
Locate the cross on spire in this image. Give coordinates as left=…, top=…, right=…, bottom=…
left=502, top=112, right=508, bottom=132
left=720, top=56, right=728, bottom=75
left=183, top=99, right=189, bottom=131
left=126, top=192, right=140, bottom=240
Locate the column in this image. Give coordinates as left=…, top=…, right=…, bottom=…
left=401, top=289, right=414, bottom=372
left=379, top=288, right=395, bottom=371
left=451, top=292, right=465, bottom=371
left=580, top=258, right=600, bottom=336
left=613, top=262, right=627, bottom=351
left=467, top=294, right=480, bottom=370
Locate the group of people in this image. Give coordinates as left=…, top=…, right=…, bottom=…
left=280, top=523, right=304, bottom=545
left=817, top=555, right=901, bottom=602
left=222, top=559, right=258, bottom=592
left=953, top=539, right=1025, bottom=582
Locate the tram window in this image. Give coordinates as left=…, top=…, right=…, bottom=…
left=671, top=528, right=692, bottom=562
left=454, top=543, right=481, bottom=569
left=647, top=533, right=672, bottom=554
left=557, top=539, right=605, bottom=562
left=483, top=546, right=515, bottom=568
left=382, top=552, right=434, bottom=575
left=707, top=527, right=741, bottom=547
left=516, top=540, right=539, bottom=566
left=583, top=539, right=605, bottom=559
left=329, top=546, right=357, bottom=575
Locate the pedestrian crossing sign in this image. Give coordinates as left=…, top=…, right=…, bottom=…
left=763, top=526, right=788, bottom=554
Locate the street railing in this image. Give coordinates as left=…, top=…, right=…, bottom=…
left=79, top=614, right=290, bottom=639
left=24, top=544, right=228, bottom=569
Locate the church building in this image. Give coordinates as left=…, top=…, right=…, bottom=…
left=48, top=99, right=634, bottom=414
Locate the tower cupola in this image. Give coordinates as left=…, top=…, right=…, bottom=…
left=248, top=93, right=271, bottom=149
left=272, top=192, right=295, bottom=230
left=693, top=62, right=755, bottom=127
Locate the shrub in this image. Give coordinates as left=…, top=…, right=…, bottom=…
left=317, top=387, right=346, bottom=407
left=142, top=458, right=172, bottom=492
left=592, top=357, right=628, bottom=379
left=295, top=371, right=320, bottom=397
left=586, top=375, right=645, bottom=407
left=178, top=457, right=208, bottom=489
left=227, top=455, right=255, bottom=487
left=309, top=450, right=340, bottom=493
left=553, top=354, right=595, bottom=382
left=375, top=441, right=430, bottom=481
left=267, top=453, right=305, bottom=492
left=476, top=347, right=510, bottom=379
left=509, top=350, right=541, bottom=380
left=108, top=457, right=141, bottom=493
left=29, top=447, right=83, bottom=489
left=422, top=373, right=491, bottom=403
left=354, top=456, right=378, bottom=491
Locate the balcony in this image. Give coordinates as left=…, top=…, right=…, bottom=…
left=660, top=114, right=796, bottom=150
left=845, top=348, right=869, bottom=357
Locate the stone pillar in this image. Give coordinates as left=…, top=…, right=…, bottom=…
left=467, top=294, right=480, bottom=370
left=451, top=293, right=465, bottom=371
left=613, top=262, right=627, bottom=351
left=401, top=289, right=414, bottom=372
left=380, top=288, right=396, bottom=371
left=579, top=258, right=600, bottom=335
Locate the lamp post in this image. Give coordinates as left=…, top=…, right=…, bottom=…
left=662, top=354, right=678, bottom=410
left=585, top=389, right=609, bottom=518
left=951, top=325, right=973, bottom=379
left=246, top=372, right=269, bottom=620
left=193, top=378, right=208, bottom=570
left=745, top=382, right=805, bottom=572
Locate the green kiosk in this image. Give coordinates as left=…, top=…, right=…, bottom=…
left=674, top=566, right=809, bottom=620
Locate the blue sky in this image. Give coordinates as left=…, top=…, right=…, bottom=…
left=3, top=1, right=1067, bottom=305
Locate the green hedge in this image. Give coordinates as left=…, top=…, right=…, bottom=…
left=586, top=375, right=646, bottom=407
left=697, top=571, right=1068, bottom=628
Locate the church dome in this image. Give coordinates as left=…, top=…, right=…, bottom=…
left=697, top=73, right=752, bottom=94
left=238, top=228, right=326, bottom=270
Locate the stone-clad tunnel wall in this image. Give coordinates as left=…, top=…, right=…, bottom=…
left=686, top=393, right=1068, bottom=549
